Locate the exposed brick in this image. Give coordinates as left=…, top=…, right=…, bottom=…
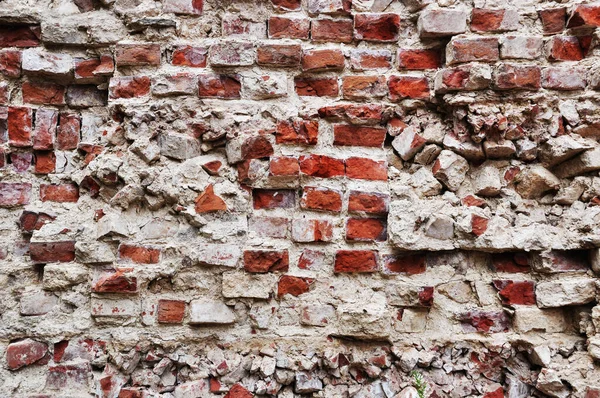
left=268, top=17, right=310, bottom=39
left=22, top=81, right=66, bottom=105
left=56, top=113, right=80, bottom=150
left=500, top=36, right=543, bottom=60
left=292, top=218, right=333, bottom=242
left=116, top=44, right=161, bottom=66
left=33, top=108, right=57, bottom=150
left=492, top=280, right=536, bottom=305
left=163, top=0, right=203, bottom=15
left=348, top=191, right=389, bottom=214
left=334, top=250, right=378, bottom=273
left=225, top=384, right=254, bottom=398
left=74, top=55, right=114, bottom=83
left=312, top=19, right=353, bottom=42
left=541, top=67, right=586, bottom=90
left=458, top=310, right=510, bottom=333
left=198, top=74, right=241, bottom=98
left=109, top=76, right=151, bottom=99
left=494, top=64, right=541, bottom=90
left=299, top=154, right=344, bottom=177
left=418, top=9, right=467, bottom=37
left=241, top=135, right=274, bottom=160
left=294, top=77, right=339, bottom=97
left=446, top=37, right=499, bottom=65
left=119, top=244, right=161, bottom=264
left=302, top=49, right=344, bottom=72
left=341, top=76, right=387, bottom=100
left=92, top=269, right=138, bottom=294
left=346, top=218, right=387, bottom=242
left=318, top=104, right=383, bottom=124
left=276, top=119, right=319, bottom=145
left=195, top=184, right=227, bottom=213
left=354, top=13, right=400, bottom=42
left=0, top=50, right=21, bottom=78
left=308, top=0, right=351, bottom=15
left=171, top=46, right=208, bottom=67
left=278, top=275, right=313, bottom=297
left=388, top=75, right=430, bottom=100
left=34, top=151, right=55, bottom=174
left=244, top=250, right=289, bottom=273
left=8, top=106, right=32, bottom=147
left=10, top=152, right=32, bottom=173
left=471, top=9, right=519, bottom=32
left=491, top=253, right=530, bottom=273
left=6, top=339, right=48, bottom=370
left=397, top=49, right=441, bottom=70
left=345, top=157, right=387, bottom=181
left=350, top=49, right=392, bottom=70
left=0, top=25, right=41, bottom=48
left=539, top=8, right=566, bottom=34
left=209, top=41, right=255, bottom=66
left=548, top=36, right=585, bottom=61
left=436, top=64, right=492, bottom=92
left=271, top=0, right=301, bottom=11
left=19, top=210, right=55, bottom=232
left=567, top=4, right=600, bottom=29
left=298, top=249, right=326, bottom=270
left=0, top=183, right=31, bottom=207
left=333, top=124, right=386, bottom=147
left=30, top=241, right=76, bottom=263
left=382, top=254, right=426, bottom=275
left=471, top=214, right=489, bottom=236
left=40, top=183, right=79, bottom=203
left=66, top=85, right=108, bottom=107
left=270, top=156, right=299, bottom=176
left=257, top=44, right=301, bottom=67
left=249, top=216, right=290, bottom=238
left=301, top=186, right=342, bottom=212
left=157, top=300, right=186, bottom=323
left=253, top=189, right=295, bottom=209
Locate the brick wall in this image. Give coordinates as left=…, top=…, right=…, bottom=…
left=1, top=0, right=600, bottom=396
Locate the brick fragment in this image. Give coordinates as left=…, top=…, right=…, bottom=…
left=382, top=254, right=426, bottom=275
left=491, top=253, right=530, bottom=273
left=350, top=49, right=392, bottom=70
left=253, top=189, right=295, bottom=209
left=333, top=124, right=386, bottom=147
left=541, top=67, right=586, bottom=90
left=0, top=183, right=31, bottom=207
left=40, top=184, right=79, bottom=202
left=299, top=154, right=344, bottom=177
left=388, top=75, right=430, bottom=100
left=539, top=8, right=566, bottom=34
left=6, top=339, right=48, bottom=370
left=30, top=241, right=76, bottom=263
left=548, top=36, right=585, bottom=61
left=493, top=280, right=536, bottom=305
left=244, top=250, right=289, bottom=273
left=301, top=186, right=342, bottom=212
left=348, top=191, right=389, bottom=214
left=435, top=64, right=492, bottom=92
left=346, top=218, right=387, bottom=241
left=471, top=9, right=519, bottom=32
left=458, top=310, right=510, bottom=333
left=345, top=157, right=387, bottom=180
left=257, top=44, right=301, bottom=67
left=354, top=13, right=400, bottom=42
left=471, top=215, right=489, bottom=236
left=302, top=49, right=344, bottom=72
left=163, top=0, right=203, bottom=15
left=268, top=17, right=310, bottom=39
left=0, top=50, right=21, bottom=78
left=567, top=4, right=600, bottom=29
left=278, top=275, right=313, bottom=297
left=341, top=76, right=387, bottom=100
left=494, top=64, right=541, bottom=90
left=225, top=384, right=253, bottom=398
left=157, top=300, right=186, bottom=323
left=334, top=250, right=378, bottom=273
left=397, top=49, right=441, bottom=70
left=195, top=184, right=227, bottom=213
left=171, top=46, right=208, bottom=67
left=92, top=269, right=137, bottom=294
left=118, top=244, right=160, bottom=264
left=312, top=19, right=353, bottom=42
left=109, top=76, right=151, bottom=99
left=294, top=77, right=339, bottom=97
left=0, top=25, right=41, bottom=47
left=8, top=106, right=32, bottom=147
left=198, top=74, right=241, bottom=99
left=446, top=37, right=499, bottom=65
left=74, top=55, right=114, bottom=83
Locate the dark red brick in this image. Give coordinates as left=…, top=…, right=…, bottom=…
left=334, top=250, right=378, bottom=273
left=244, top=250, right=289, bottom=273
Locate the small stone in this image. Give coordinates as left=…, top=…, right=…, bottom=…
left=432, top=150, right=469, bottom=191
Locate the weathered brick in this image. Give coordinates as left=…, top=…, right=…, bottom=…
left=21, top=49, right=72, bottom=79
left=46, top=363, right=91, bottom=390
left=152, top=73, right=197, bottom=97
left=66, top=85, right=108, bottom=107
left=294, top=77, right=339, bottom=96
left=541, top=67, right=586, bottom=90
left=225, top=384, right=253, bottom=398
left=10, top=152, right=32, bottom=173
left=222, top=15, right=266, bottom=38
left=22, top=81, right=65, bottom=105
left=345, top=157, right=387, bottom=180
left=346, top=218, right=387, bottom=241
left=8, top=106, right=32, bottom=147
left=548, top=36, right=585, bottom=61
left=318, top=104, right=383, bottom=124
left=299, top=154, right=344, bottom=177
left=333, top=124, right=386, bottom=147
left=471, top=214, right=488, bottom=236
left=40, top=183, right=79, bottom=202
left=109, top=76, right=151, bottom=99
left=118, top=244, right=160, bottom=264
left=0, top=50, right=21, bottom=78
left=270, top=156, right=299, bottom=176
left=538, top=8, right=566, bottom=34
left=163, top=0, right=203, bottom=15
left=56, top=113, right=80, bottom=150
left=397, top=48, right=441, bottom=70
left=171, top=46, right=208, bottom=67
left=277, top=275, right=313, bottom=297
left=308, top=0, right=351, bottom=15
left=271, top=0, right=301, bottom=11
left=348, top=190, right=389, bottom=214
left=34, top=151, right=56, bottom=174
left=157, top=300, right=186, bottom=323
left=435, top=64, right=492, bottom=92
left=298, top=249, right=326, bottom=270
left=195, top=184, right=227, bottom=213
left=244, top=250, right=289, bottom=273
left=292, top=218, right=333, bottom=242
left=33, top=108, right=57, bottom=150
left=567, top=4, right=600, bottom=29
left=494, top=64, right=540, bottom=90
left=74, top=55, right=114, bottom=83
left=6, top=339, right=48, bottom=370
left=198, top=74, right=241, bottom=98
left=0, top=25, right=41, bottom=47
left=301, top=186, right=342, bottom=212
left=354, top=13, right=400, bottom=42
left=0, top=182, right=31, bottom=207
left=350, top=49, right=392, bottom=70
left=446, top=37, right=499, bottom=65
left=418, top=9, right=467, bottom=37
left=471, top=9, right=519, bottom=32
left=500, top=36, right=543, bottom=60
left=492, top=280, right=536, bottom=305
left=302, top=49, right=344, bottom=71
left=249, top=216, right=290, bottom=238
left=458, top=310, right=510, bottom=333
left=334, top=250, right=378, bottom=273
left=491, top=252, right=530, bottom=273
left=388, top=75, right=430, bottom=100
left=253, top=189, right=295, bottom=209
left=268, top=17, right=310, bottom=39
left=341, top=76, right=387, bottom=99
left=382, top=253, right=426, bottom=275
left=312, top=19, right=353, bottom=42
left=209, top=41, right=255, bottom=66
left=92, top=269, right=138, bottom=294
left=257, top=44, right=301, bottom=66
left=30, top=241, right=76, bottom=263
left=115, top=44, right=161, bottom=66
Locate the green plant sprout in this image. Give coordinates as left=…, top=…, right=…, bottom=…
left=411, top=370, right=428, bottom=398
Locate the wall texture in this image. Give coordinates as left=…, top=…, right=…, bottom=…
left=1, top=0, right=600, bottom=396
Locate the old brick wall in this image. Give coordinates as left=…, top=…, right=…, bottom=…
left=1, top=0, right=600, bottom=396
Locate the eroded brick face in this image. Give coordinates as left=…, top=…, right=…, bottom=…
left=1, top=0, right=600, bottom=396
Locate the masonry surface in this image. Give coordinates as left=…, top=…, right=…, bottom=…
left=1, top=0, right=600, bottom=397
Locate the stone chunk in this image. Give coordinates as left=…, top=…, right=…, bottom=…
left=553, top=147, right=600, bottom=178
left=22, top=49, right=72, bottom=79
left=513, top=307, right=567, bottom=333
left=536, top=279, right=596, bottom=308
left=471, top=165, right=502, bottom=197
left=418, top=9, right=467, bottom=37
left=432, top=150, right=469, bottom=191
left=158, top=133, right=202, bottom=160
left=295, top=372, right=323, bottom=393
left=222, top=271, right=276, bottom=299
left=336, top=293, right=390, bottom=339
left=189, top=300, right=236, bottom=324
left=392, top=126, right=426, bottom=161
left=530, top=250, right=589, bottom=273
left=20, top=291, right=58, bottom=315
left=43, top=263, right=88, bottom=290
left=514, top=166, right=560, bottom=199
left=539, top=135, right=595, bottom=167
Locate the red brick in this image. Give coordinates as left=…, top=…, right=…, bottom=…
left=198, top=74, right=241, bottom=98
left=491, top=253, right=530, bottom=273
left=0, top=182, right=31, bottom=207
left=354, top=13, right=400, bottom=42
left=548, top=36, right=585, bottom=61
left=292, top=218, right=333, bottom=242
left=347, top=191, right=389, bottom=214
left=277, top=275, right=313, bottom=297
left=115, top=44, right=161, bottom=66
left=270, top=156, right=299, bottom=176
left=0, top=25, right=41, bottom=47
left=257, top=44, right=301, bottom=67
left=493, top=280, right=536, bottom=305
left=494, top=64, right=541, bottom=90
left=92, top=269, right=138, bottom=294
left=333, top=124, right=386, bottom=147
left=471, top=214, right=488, bottom=236
left=542, top=67, right=586, bottom=90
left=241, top=135, right=273, bottom=160
left=274, top=119, right=317, bottom=146
left=224, top=384, right=253, bottom=398
left=294, top=77, right=339, bottom=97
left=195, top=184, right=227, bottom=213
left=318, top=104, right=383, bottom=124
left=6, top=339, right=48, bottom=370
left=30, top=241, right=76, bottom=263
left=119, top=244, right=161, bottom=264
left=350, top=49, right=392, bottom=70
left=109, top=76, right=151, bottom=99
left=471, top=9, right=515, bottom=32
left=301, top=186, right=342, bottom=212
left=539, top=8, right=566, bottom=34
left=302, top=49, right=344, bottom=72
left=483, top=387, right=505, bottom=398
left=346, top=218, right=387, bottom=241
left=458, top=310, right=510, bottom=333
left=0, top=50, right=21, bottom=78
left=8, top=106, right=32, bottom=147
left=397, top=48, right=441, bottom=70
left=311, top=19, right=353, bottom=42
left=341, top=75, right=387, bottom=100
left=74, top=55, right=114, bottom=82
left=382, top=253, right=426, bottom=275
left=298, top=249, right=325, bottom=270
left=33, top=109, right=58, bottom=150
left=462, top=195, right=486, bottom=208
left=447, top=38, right=499, bottom=65
left=202, top=160, right=222, bottom=175
left=268, top=17, right=310, bottom=39
left=299, top=154, right=344, bottom=177
left=271, top=0, right=301, bottom=11
left=10, top=152, right=32, bottom=173
left=56, top=113, right=80, bottom=150
left=438, top=65, right=491, bottom=91
left=334, top=250, right=378, bottom=273
left=171, top=46, right=208, bottom=67
left=567, top=4, right=600, bottom=29
left=345, top=157, right=387, bottom=181
left=157, top=300, right=186, bottom=324
left=40, top=183, right=79, bottom=203
left=253, top=189, right=295, bottom=209
left=19, top=211, right=55, bottom=232
left=388, top=75, right=429, bottom=100
left=586, top=388, right=600, bottom=398
left=21, top=81, right=65, bottom=105
left=244, top=250, right=289, bottom=273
